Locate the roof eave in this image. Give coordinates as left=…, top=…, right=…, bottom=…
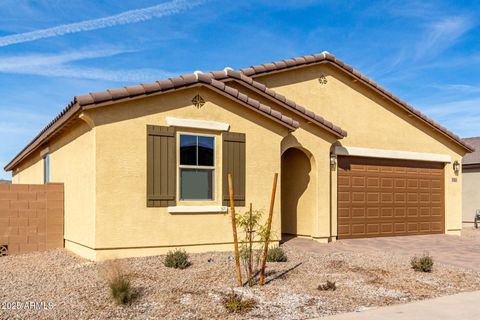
left=242, top=57, right=473, bottom=153
left=221, top=76, right=346, bottom=138
left=5, top=80, right=300, bottom=171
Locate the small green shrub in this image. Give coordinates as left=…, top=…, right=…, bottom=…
left=102, top=260, right=133, bottom=305
left=267, top=246, right=288, bottom=262
left=222, top=290, right=257, bottom=313
left=164, top=249, right=191, bottom=269
left=318, top=280, right=336, bottom=291
left=411, top=253, right=434, bottom=272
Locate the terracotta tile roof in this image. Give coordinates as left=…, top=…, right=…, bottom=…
left=76, top=73, right=299, bottom=130
left=4, top=74, right=302, bottom=171
left=207, top=70, right=347, bottom=138
left=239, top=51, right=474, bottom=152
left=462, top=137, right=480, bottom=165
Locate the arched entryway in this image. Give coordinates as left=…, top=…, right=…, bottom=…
left=281, top=147, right=315, bottom=239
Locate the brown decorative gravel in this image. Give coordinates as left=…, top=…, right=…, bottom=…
left=1, top=244, right=480, bottom=320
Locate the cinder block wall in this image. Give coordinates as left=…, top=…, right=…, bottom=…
left=0, top=183, right=64, bottom=255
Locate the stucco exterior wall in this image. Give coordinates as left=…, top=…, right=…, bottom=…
left=12, top=156, right=43, bottom=184
left=87, top=87, right=288, bottom=260
left=462, top=169, right=480, bottom=226
left=226, top=80, right=339, bottom=242
left=49, top=122, right=96, bottom=249
left=11, top=121, right=97, bottom=250
left=254, top=63, right=466, bottom=235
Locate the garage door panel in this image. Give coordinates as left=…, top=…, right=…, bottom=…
left=395, top=178, right=406, bottom=188
left=351, top=224, right=366, bottom=235
left=367, top=208, right=380, bottom=218
left=380, top=223, right=393, bottom=233
left=394, top=193, right=406, bottom=203
left=407, top=193, right=418, bottom=202
left=367, top=193, right=379, bottom=203
left=338, top=224, right=350, bottom=235
left=431, top=207, right=442, bottom=216
left=352, top=192, right=365, bottom=203
left=338, top=156, right=445, bottom=239
left=338, top=208, right=350, bottom=218
left=338, top=191, right=350, bottom=203
left=381, top=192, right=393, bottom=203
left=367, top=177, right=380, bottom=188
left=408, top=223, right=419, bottom=232
left=338, top=176, right=350, bottom=187
left=366, top=224, right=380, bottom=234
left=381, top=178, right=393, bottom=188
left=394, top=223, right=406, bottom=233
left=394, top=207, right=406, bottom=218
left=381, top=207, right=394, bottom=218
left=407, top=207, right=418, bottom=217
left=351, top=207, right=366, bottom=218
left=431, top=222, right=443, bottom=231
left=352, top=176, right=365, bottom=187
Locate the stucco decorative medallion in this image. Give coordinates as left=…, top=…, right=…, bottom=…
left=318, top=75, right=328, bottom=85
left=192, top=94, right=205, bottom=109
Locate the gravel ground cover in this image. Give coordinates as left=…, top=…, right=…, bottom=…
left=1, top=240, right=480, bottom=320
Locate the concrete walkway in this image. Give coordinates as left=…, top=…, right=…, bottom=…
left=319, top=291, right=480, bottom=320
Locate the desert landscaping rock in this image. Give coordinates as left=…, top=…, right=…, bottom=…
left=1, top=242, right=480, bottom=320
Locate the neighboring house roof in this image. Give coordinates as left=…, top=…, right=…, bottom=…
left=462, top=137, right=480, bottom=166
left=239, top=51, right=474, bottom=153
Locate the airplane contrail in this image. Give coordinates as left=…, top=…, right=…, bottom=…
left=0, top=0, right=208, bottom=47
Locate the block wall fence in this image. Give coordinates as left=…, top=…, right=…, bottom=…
left=0, top=183, right=64, bottom=256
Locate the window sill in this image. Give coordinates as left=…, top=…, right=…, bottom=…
left=168, top=205, right=228, bottom=213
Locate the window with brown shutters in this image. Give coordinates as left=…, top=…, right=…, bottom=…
left=222, top=132, right=246, bottom=206
left=147, top=125, right=176, bottom=207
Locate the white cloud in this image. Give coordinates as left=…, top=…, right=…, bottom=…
left=0, top=0, right=208, bottom=47
left=415, top=97, right=480, bottom=137
left=431, top=83, right=480, bottom=94
left=415, top=16, right=474, bottom=59
left=0, top=49, right=179, bottom=82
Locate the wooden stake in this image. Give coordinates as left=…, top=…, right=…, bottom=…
left=248, top=202, right=253, bottom=286
left=228, top=174, right=242, bottom=287
left=259, top=173, right=278, bottom=286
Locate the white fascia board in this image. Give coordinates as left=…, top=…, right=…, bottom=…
left=168, top=205, right=228, bottom=213
left=166, top=117, right=230, bottom=131
left=334, top=146, right=451, bottom=163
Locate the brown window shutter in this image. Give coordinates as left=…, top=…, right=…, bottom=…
left=222, top=132, right=246, bottom=206
left=147, top=125, right=176, bottom=207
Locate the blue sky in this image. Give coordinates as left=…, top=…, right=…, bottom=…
left=1, top=0, right=479, bottom=179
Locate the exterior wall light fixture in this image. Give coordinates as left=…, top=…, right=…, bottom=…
left=330, top=154, right=337, bottom=166
left=453, top=160, right=460, bottom=174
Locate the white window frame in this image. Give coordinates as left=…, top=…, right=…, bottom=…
left=178, top=133, right=216, bottom=201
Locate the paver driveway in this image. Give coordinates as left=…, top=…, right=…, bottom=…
left=283, top=228, right=480, bottom=271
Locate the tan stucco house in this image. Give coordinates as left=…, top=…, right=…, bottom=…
left=462, top=137, right=480, bottom=226
left=4, top=52, right=473, bottom=261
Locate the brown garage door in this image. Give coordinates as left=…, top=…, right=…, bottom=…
left=338, top=156, right=445, bottom=239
